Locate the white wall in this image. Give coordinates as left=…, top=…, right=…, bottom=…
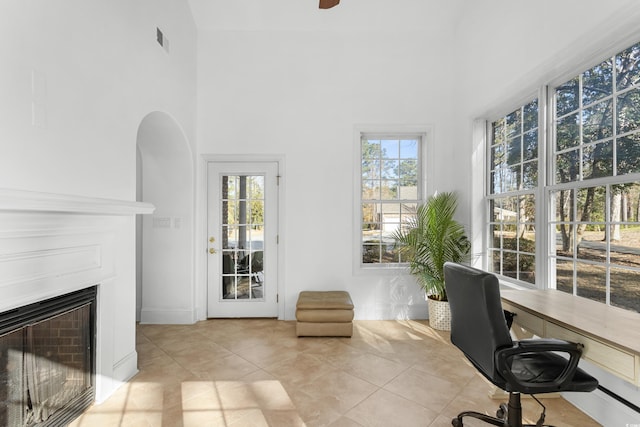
left=0, top=0, right=196, bottom=199
left=454, top=0, right=640, bottom=119
left=195, top=0, right=461, bottom=320
left=0, top=0, right=197, bottom=400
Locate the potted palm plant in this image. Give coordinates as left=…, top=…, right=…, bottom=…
left=394, top=191, right=470, bottom=330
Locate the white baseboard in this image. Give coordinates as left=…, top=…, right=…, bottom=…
left=564, top=388, right=640, bottom=426
left=94, top=351, right=139, bottom=404
left=140, top=308, right=197, bottom=324
left=113, top=350, right=139, bottom=383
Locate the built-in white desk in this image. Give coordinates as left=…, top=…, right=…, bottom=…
left=501, top=289, right=640, bottom=387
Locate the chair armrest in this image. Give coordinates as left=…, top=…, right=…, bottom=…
left=495, top=339, right=584, bottom=393
left=516, top=338, right=584, bottom=353
left=503, top=310, right=516, bottom=329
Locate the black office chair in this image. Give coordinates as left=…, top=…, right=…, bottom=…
left=443, top=262, right=598, bottom=427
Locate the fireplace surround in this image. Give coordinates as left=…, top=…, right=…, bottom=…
left=0, top=287, right=96, bottom=427
left=0, top=189, right=154, bottom=421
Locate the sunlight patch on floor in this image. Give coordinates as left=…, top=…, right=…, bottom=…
left=180, top=380, right=303, bottom=427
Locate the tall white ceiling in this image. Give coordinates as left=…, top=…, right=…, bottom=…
left=186, top=0, right=463, bottom=32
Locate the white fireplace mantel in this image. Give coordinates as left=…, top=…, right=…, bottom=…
left=0, top=188, right=155, bottom=215
left=0, top=188, right=155, bottom=313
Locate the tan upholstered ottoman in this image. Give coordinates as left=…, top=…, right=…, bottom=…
left=296, top=291, right=354, bottom=337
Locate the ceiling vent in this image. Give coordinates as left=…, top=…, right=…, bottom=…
left=156, top=27, right=169, bottom=53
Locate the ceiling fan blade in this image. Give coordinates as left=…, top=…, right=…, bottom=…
left=319, top=0, right=340, bottom=9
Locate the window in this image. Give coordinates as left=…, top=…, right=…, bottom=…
left=360, top=133, right=423, bottom=266
left=487, top=100, right=539, bottom=284
left=550, top=43, right=640, bottom=312
left=486, top=41, right=640, bottom=313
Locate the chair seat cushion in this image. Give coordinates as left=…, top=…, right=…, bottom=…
left=502, top=352, right=599, bottom=393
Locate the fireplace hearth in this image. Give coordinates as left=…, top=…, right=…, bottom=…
left=0, top=287, right=96, bottom=427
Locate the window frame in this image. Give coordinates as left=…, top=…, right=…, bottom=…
left=485, top=93, right=545, bottom=286
left=483, top=38, right=640, bottom=313
left=353, top=125, right=432, bottom=274
left=546, top=53, right=640, bottom=310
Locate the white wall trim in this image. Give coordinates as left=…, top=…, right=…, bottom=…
left=111, top=351, right=139, bottom=391
left=564, top=388, right=640, bottom=426
left=0, top=188, right=155, bottom=215
left=139, top=308, right=197, bottom=325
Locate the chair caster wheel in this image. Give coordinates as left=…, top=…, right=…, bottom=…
left=451, top=417, right=463, bottom=427
left=496, top=403, right=507, bottom=419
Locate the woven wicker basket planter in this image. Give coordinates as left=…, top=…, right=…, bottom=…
left=427, top=297, right=451, bottom=331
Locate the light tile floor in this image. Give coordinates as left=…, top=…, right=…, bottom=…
left=71, top=319, right=601, bottom=427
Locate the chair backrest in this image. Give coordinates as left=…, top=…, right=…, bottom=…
left=444, top=262, right=513, bottom=380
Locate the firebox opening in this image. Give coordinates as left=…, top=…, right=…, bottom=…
left=0, top=286, right=97, bottom=427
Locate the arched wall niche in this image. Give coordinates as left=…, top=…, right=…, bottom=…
left=136, top=111, right=195, bottom=324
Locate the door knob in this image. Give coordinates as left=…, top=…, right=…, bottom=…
left=209, top=248, right=217, bottom=254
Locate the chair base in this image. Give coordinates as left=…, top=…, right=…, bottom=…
left=452, top=392, right=552, bottom=427
left=452, top=410, right=505, bottom=427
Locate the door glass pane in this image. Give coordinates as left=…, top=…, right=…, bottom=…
left=221, top=174, right=265, bottom=301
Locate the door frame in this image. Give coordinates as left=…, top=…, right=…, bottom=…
left=197, top=154, right=285, bottom=321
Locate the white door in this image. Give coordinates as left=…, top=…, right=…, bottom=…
left=207, top=161, right=279, bottom=317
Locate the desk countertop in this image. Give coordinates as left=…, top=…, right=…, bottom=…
left=501, top=289, right=640, bottom=356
